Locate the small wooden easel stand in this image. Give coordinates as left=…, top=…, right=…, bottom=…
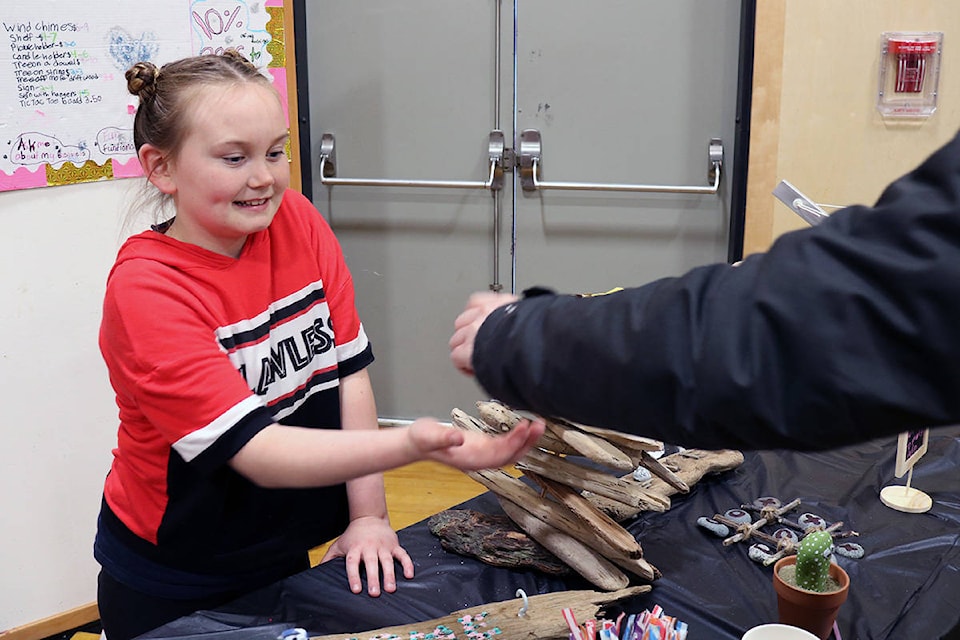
left=880, top=429, right=932, bottom=513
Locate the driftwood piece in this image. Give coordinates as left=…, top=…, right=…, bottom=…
left=529, top=473, right=642, bottom=558
left=466, top=468, right=653, bottom=575
left=463, top=405, right=579, bottom=456
left=638, top=450, right=689, bottom=493
left=518, top=448, right=670, bottom=512
left=525, top=474, right=658, bottom=582
left=543, top=419, right=635, bottom=472
left=605, top=552, right=663, bottom=583
left=309, top=586, right=651, bottom=640
left=462, top=405, right=509, bottom=433
left=475, top=400, right=523, bottom=430
left=567, top=420, right=663, bottom=452
left=428, top=510, right=570, bottom=575
left=516, top=474, right=662, bottom=588
left=499, top=497, right=630, bottom=590
left=586, top=449, right=745, bottom=521
left=475, top=401, right=664, bottom=461
left=475, top=401, right=580, bottom=455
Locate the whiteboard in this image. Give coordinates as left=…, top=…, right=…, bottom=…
left=0, top=0, right=289, bottom=192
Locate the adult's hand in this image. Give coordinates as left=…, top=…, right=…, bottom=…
left=449, top=292, right=518, bottom=376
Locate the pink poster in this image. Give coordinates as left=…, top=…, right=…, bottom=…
left=0, top=0, right=288, bottom=192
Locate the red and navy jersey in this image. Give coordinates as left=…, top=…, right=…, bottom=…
left=95, top=190, right=372, bottom=598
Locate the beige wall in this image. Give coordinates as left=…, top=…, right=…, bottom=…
left=745, top=0, right=960, bottom=254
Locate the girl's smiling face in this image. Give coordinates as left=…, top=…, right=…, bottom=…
left=144, top=82, right=291, bottom=257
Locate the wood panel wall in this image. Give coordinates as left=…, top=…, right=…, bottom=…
left=744, top=0, right=960, bottom=253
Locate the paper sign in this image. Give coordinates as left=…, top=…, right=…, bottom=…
left=0, top=0, right=286, bottom=192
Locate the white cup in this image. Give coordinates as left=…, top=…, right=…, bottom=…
left=741, top=624, right=820, bottom=640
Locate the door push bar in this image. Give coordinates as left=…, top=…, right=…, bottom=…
left=318, top=132, right=505, bottom=191
left=518, top=129, right=723, bottom=195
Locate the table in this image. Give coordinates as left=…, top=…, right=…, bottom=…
left=143, top=429, right=960, bottom=640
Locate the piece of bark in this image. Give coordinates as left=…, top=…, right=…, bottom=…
left=309, top=586, right=651, bottom=640
left=518, top=448, right=671, bottom=512
left=499, top=497, right=630, bottom=591
left=544, top=419, right=636, bottom=472
left=427, top=509, right=570, bottom=575
left=586, top=448, right=745, bottom=521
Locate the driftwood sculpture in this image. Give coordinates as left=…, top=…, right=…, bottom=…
left=309, top=586, right=650, bottom=640
left=443, top=401, right=744, bottom=591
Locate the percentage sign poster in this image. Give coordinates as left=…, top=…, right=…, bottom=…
left=0, top=0, right=288, bottom=192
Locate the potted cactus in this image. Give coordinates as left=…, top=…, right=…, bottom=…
left=772, top=530, right=850, bottom=640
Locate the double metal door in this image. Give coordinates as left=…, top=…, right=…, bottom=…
left=299, top=1, right=747, bottom=421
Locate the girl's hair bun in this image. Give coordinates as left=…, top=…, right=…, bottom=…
left=125, top=61, right=160, bottom=100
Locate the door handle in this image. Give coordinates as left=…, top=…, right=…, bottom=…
left=318, top=131, right=505, bottom=191
left=518, top=129, right=722, bottom=195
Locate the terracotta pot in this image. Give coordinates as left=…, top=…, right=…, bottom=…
left=772, top=555, right=849, bottom=640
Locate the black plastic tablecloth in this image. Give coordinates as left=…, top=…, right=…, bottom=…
left=143, top=429, right=960, bottom=640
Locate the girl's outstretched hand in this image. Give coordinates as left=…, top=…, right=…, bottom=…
left=407, top=417, right=545, bottom=470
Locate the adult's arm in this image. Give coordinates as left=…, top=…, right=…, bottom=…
left=471, top=129, right=960, bottom=451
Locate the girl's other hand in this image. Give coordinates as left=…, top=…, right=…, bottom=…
left=319, top=515, right=414, bottom=597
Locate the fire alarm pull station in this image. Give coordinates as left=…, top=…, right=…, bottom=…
left=877, top=31, right=943, bottom=118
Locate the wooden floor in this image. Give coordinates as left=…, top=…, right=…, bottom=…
left=308, top=461, right=505, bottom=564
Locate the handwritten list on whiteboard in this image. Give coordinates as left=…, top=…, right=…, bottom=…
left=0, top=0, right=287, bottom=192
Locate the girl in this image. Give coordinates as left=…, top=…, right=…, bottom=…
left=95, top=50, right=543, bottom=640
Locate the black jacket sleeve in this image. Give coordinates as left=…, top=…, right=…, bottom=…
left=472, top=129, right=960, bottom=451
